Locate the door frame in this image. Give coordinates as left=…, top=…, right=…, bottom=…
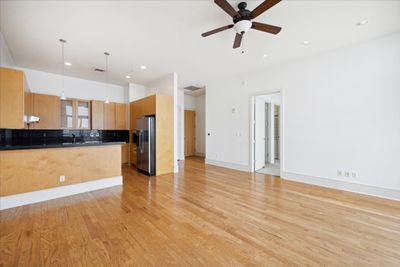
left=249, top=89, right=285, bottom=175
left=265, top=102, right=270, bottom=164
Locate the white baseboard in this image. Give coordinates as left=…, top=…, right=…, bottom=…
left=205, top=158, right=250, bottom=172
left=0, top=176, right=123, bottom=210
left=282, top=171, right=400, bottom=201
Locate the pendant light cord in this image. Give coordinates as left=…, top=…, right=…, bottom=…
left=104, top=52, right=110, bottom=103
left=59, top=39, right=67, bottom=99
left=62, top=41, right=65, bottom=93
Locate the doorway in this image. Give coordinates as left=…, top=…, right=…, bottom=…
left=253, top=92, right=281, bottom=176
left=184, top=110, right=196, bottom=157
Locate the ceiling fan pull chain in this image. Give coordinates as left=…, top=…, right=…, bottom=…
left=242, top=34, right=245, bottom=54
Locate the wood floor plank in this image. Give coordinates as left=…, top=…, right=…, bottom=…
left=1, top=157, right=399, bottom=266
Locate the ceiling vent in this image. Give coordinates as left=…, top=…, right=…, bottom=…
left=184, top=86, right=201, bottom=91
left=94, top=68, right=105, bottom=72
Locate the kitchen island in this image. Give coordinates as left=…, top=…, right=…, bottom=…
left=0, top=129, right=129, bottom=210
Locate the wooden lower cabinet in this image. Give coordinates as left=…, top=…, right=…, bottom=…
left=0, top=145, right=121, bottom=196
left=121, top=144, right=129, bottom=164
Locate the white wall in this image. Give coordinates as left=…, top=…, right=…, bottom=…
left=206, top=32, right=400, bottom=200
left=177, top=89, right=185, bottom=160
left=0, top=32, right=16, bottom=68
left=22, top=68, right=127, bottom=103
left=145, top=73, right=176, bottom=97
left=184, top=94, right=196, bottom=110
left=195, top=94, right=205, bottom=155
left=129, top=82, right=146, bottom=102
left=145, top=73, right=179, bottom=172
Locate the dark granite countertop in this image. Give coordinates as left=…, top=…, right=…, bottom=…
left=0, top=141, right=127, bottom=151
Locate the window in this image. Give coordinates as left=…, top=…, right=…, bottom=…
left=60, top=99, right=91, bottom=129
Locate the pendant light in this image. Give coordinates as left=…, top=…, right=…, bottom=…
left=104, top=52, right=110, bottom=104
left=59, top=39, right=67, bottom=100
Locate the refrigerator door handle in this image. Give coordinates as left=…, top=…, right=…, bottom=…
left=139, top=130, right=143, bottom=153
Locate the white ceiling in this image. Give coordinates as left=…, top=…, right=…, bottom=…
left=1, top=1, right=400, bottom=88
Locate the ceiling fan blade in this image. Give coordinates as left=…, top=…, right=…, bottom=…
left=250, top=0, right=281, bottom=19
left=214, top=0, right=239, bottom=18
left=233, top=33, right=243, bottom=49
left=251, top=22, right=282, bottom=34
left=201, top=25, right=234, bottom=37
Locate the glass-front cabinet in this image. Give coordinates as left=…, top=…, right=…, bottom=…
left=61, top=99, right=91, bottom=129
left=77, top=100, right=90, bottom=129
left=61, top=99, right=74, bottom=128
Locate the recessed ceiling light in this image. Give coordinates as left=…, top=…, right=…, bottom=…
left=125, top=75, right=131, bottom=79
left=302, top=40, right=310, bottom=45
left=140, top=65, right=147, bottom=70
left=356, top=20, right=368, bottom=26
left=64, top=62, right=72, bottom=66
left=263, top=54, right=268, bottom=58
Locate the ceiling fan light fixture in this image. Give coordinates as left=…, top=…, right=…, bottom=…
left=234, top=20, right=252, bottom=34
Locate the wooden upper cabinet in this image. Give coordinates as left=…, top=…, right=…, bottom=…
left=129, top=95, right=156, bottom=130
left=115, top=103, right=127, bottom=130
left=0, top=67, right=25, bottom=129
left=104, top=102, right=116, bottom=130
left=91, top=100, right=104, bottom=129
left=33, top=93, right=61, bottom=129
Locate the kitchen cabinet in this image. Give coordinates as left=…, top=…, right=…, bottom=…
left=104, top=102, right=116, bottom=130
left=0, top=67, right=25, bottom=128
left=60, top=99, right=91, bottom=129
left=76, top=100, right=90, bottom=129
left=91, top=100, right=104, bottom=129
left=129, top=95, right=155, bottom=131
left=129, top=94, right=173, bottom=175
left=115, top=103, right=128, bottom=130
left=33, top=93, right=61, bottom=129
left=121, top=143, right=129, bottom=164
left=24, top=92, right=33, bottom=128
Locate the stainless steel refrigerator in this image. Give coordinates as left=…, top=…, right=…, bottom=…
left=136, top=116, right=156, bottom=175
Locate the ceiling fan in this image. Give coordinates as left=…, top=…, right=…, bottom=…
left=201, top=0, right=282, bottom=49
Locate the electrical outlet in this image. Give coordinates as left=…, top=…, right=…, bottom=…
left=352, top=172, right=357, bottom=178
left=344, top=171, right=350, bottom=178
left=59, top=175, right=65, bottom=183
left=337, top=170, right=342, bottom=176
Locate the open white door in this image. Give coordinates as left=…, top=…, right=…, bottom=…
left=254, top=97, right=265, bottom=170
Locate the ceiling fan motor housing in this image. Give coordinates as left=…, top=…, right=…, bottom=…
left=233, top=2, right=252, bottom=34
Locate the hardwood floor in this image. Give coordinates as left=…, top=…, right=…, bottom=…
left=1, top=157, right=399, bottom=266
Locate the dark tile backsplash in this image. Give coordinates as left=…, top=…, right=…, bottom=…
left=0, top=129, right=129, bottom=147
